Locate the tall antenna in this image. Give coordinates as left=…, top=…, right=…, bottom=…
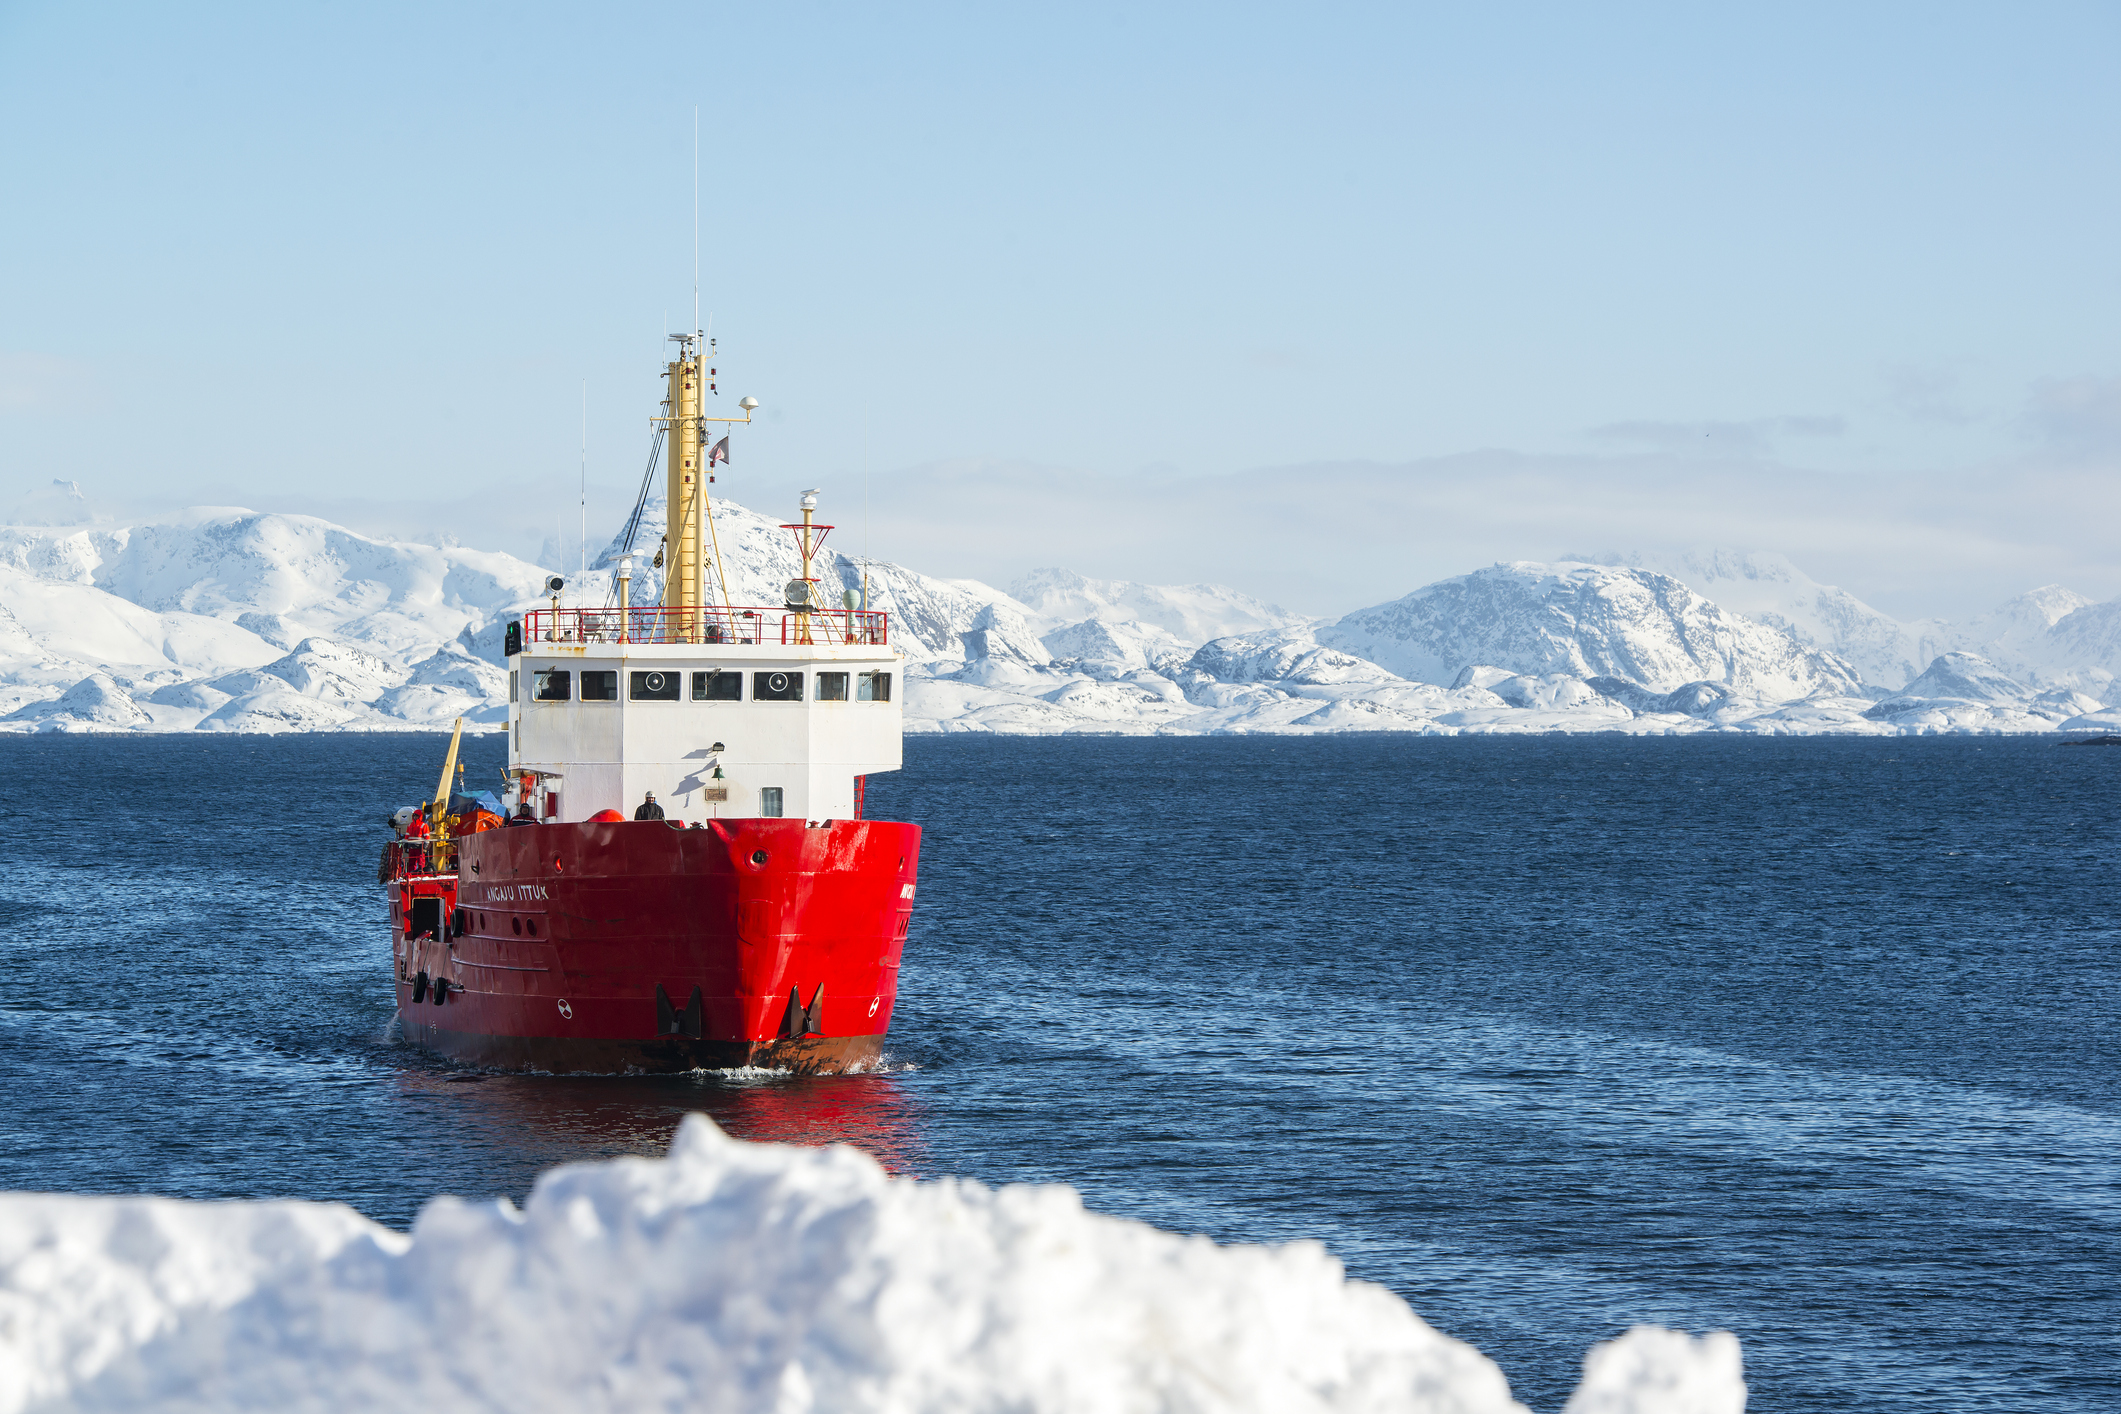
left=692, top=106, right=700, bottom=338
left=862, top=393, right=872, bottom=611
left=579, top=381, right=587, bottom=587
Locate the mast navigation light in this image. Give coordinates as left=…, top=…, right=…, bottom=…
left=800, top=489, right=819, bottom=511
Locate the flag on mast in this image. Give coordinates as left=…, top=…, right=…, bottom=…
left=708, top=436, right=730, bottom=468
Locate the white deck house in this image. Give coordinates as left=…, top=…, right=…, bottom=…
left=505, top=604, right=903, bottom=825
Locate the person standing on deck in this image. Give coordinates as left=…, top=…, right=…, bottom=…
left=634, top=792, right=665, bottom=821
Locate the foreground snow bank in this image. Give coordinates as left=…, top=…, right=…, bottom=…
left=0, top=1116, right=1743, bottom=1414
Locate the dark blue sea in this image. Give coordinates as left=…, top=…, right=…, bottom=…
left=1, top=733, right=2114, bottom=1411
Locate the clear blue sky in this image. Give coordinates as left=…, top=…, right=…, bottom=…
left=3, top=1, right=2117, bottom=617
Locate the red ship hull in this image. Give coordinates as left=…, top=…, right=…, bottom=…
left=387, top=817, right=920, bottom=1075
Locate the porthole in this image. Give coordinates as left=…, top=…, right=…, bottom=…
left=512, top=917, right=523, bottom=936
left=526, top=919, right=539, bottom=937
left=630, top=669, right=680, bottom=701
left=752, top=670, right=804, bottom=702
left=750, top=850, right=769, bottom=865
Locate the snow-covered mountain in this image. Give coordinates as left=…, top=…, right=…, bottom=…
left=1586, top=549, right=2120, bottom=696
left=0, top=508, right=543, bottom=657
left=0, top=509, right=542, bottom=731
left=1585, top=550, right=1934, bottom=688
left=3, top=500, right=2116, bottom=737
left=1315, top=562, right=1862, bottom=699
left=1002, top=568, right=1306, bottom=682
left=1854, top=651, right=2109, bottom=734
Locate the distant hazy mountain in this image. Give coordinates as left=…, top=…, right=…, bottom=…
left=1937, top=586, right=2119, bottom=694
left=1009, top=568, right=1300, bottom=642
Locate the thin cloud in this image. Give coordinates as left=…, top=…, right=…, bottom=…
left=1880, top=364, right=1980, bottom=426
left=1588, top=415, right=1847, bottom=455
left=2022, top=375, right=2121, bottom=454
left=0, top=352, right=93, bottom=412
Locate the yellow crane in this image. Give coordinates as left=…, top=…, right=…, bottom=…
left=425, top=717, right=465, bottom=873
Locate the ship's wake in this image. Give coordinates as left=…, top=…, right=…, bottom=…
left=683, top=1053, right=920, bottom=1080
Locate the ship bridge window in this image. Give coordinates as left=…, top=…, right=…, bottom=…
left=693, top=670, right=741, bottom=701
left=858, top=670, right=893, bottom=702
left=816, top=672, right=849, bottom=701
left=760, top=787, right=784, bottom=817
left=582, top=671, right=618, bottom=701
left=630, top=670, right=680, bottom=701
left=533, top=669, right=571, bottom=701
left=753, top=671, right=804, bottom=702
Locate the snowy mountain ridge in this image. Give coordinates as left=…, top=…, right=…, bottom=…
left=1580, top=548, right=2120, bottom=694
left=1, top=499, right=2116, bottom=736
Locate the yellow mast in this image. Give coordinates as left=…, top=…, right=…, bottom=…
left=661, top=341, right=706, bottom=635
left=653, top=333, right=755, bottom=643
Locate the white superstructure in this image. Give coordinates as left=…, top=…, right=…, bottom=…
left=506, top=628, right=902, bottom=825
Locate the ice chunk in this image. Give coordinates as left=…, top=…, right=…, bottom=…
left=0, top=1116, right=1745, bottom=1414
left=1563, top=1326, right=1746, bottom=1414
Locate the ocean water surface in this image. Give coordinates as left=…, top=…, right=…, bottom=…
left=0, top=733, right=2113, bottom=1412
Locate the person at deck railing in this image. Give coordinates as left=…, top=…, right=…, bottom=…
left=634, top=791, right=665, bottom=821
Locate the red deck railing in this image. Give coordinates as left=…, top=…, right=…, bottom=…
left=522, top=605, right=888, bottom=648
